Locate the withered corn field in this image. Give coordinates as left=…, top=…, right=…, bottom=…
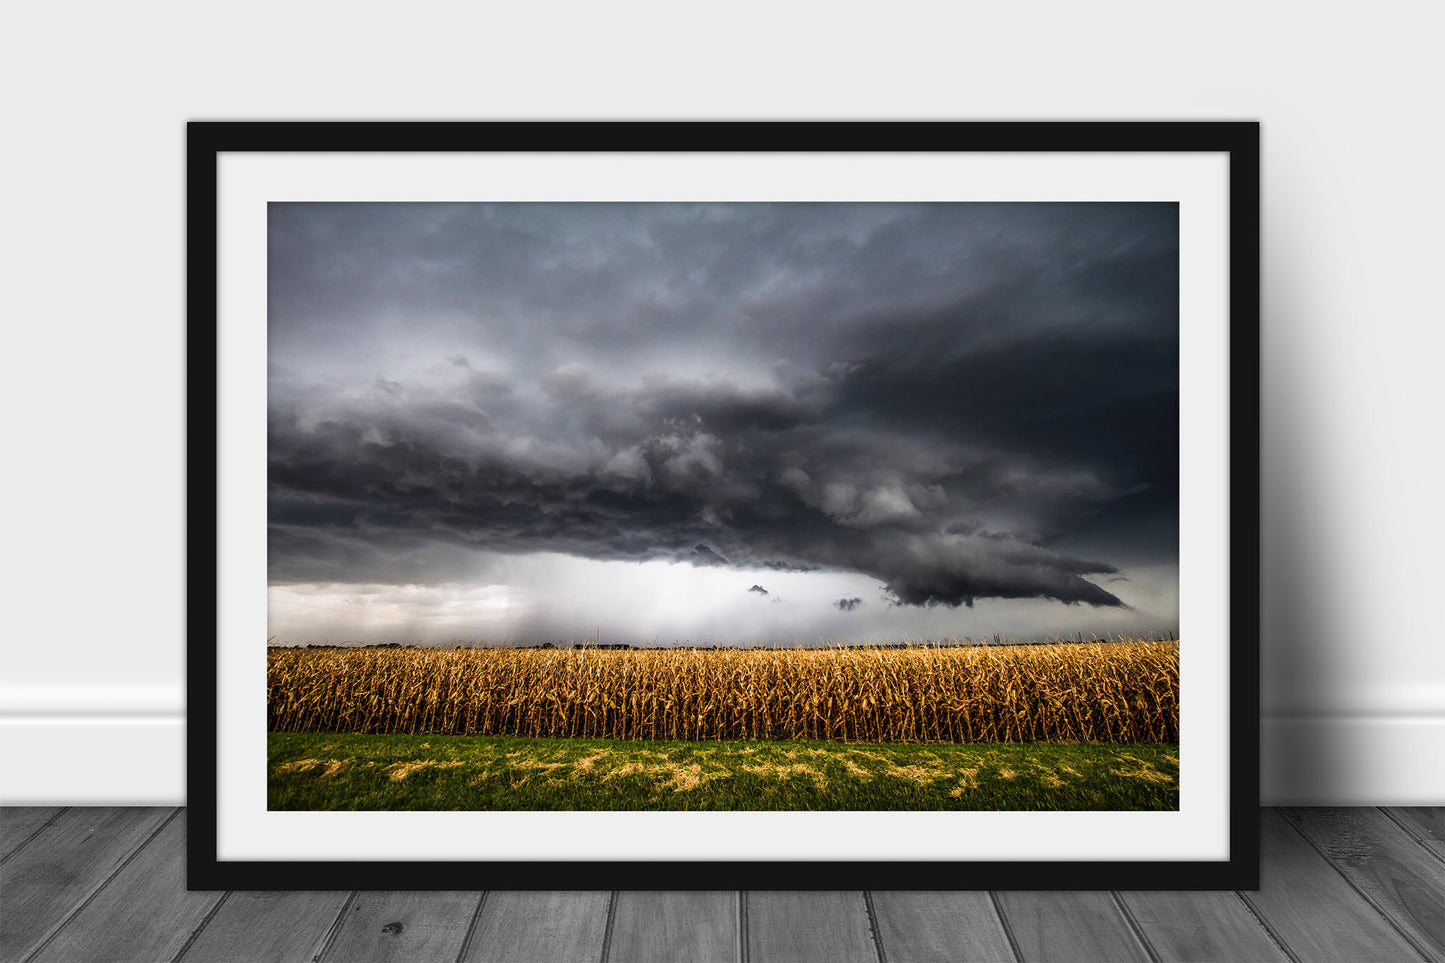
left=268, top=639, right=1178, bottom=743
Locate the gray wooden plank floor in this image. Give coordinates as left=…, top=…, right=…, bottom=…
left=1, top=808, right=1440, bottom=963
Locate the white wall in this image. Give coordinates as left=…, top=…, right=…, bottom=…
left=2, top=1, right=1441, bottom=805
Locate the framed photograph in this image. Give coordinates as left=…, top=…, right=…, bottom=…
left=188, top=121, right=1259, bottom=890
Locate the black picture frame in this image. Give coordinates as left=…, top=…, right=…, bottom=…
left=187, top=120, right=1260, bottom=891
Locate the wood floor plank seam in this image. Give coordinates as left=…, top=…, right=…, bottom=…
left=169, top=890, right=233, bottom=963
left=312, top=890, right=359, bottom=963
left=0, top=807, right=68, bottom=866
left=1109, top=891, right=1162, bottom=963
left=452, top=891, right=489, bottom=963
left=313, top=890, right=484, bottom=963
left=1283, top=803, right=1439, bottom=954
left=986, top=891, right=1024, bottom=963
left=4, top=808, right=1443, bottom=963
left=598, top=890, right=619, bottom=963
left=175, top=890, right=356, bottom=962
left=1235, top=891, right=1307, bottom=963
left=1229, top=890, right=1301, bottom=963
left=19, top=807, right=181, bottom=963
left=738, top=892, right=750, bottom=963
left=1251, top=810, right=1434, bottom=961
left=1380, top=807, right=1445, bottom=867
left=861, top=892, right=888, bottom=963
left=1279, top=809, right=1438, bottom=962
left=1310, top=808, right=1445, bottom=961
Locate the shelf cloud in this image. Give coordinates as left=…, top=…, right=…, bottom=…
left=269, top=202, right=1178, bottom=628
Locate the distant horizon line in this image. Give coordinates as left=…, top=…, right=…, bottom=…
left=266, top=631, right=1179, bottom=651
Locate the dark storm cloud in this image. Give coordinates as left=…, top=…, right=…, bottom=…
left=836, top=597, right=863, bottom=612
left=269, top=202, right=1178, bottom=607
left=748, top=585, right=770, bottom=596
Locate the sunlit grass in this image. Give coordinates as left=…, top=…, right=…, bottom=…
left=268, top=731, right=1180, bottom=811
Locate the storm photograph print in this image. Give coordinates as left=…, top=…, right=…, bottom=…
left=264, top=200, right=1182, bottom=813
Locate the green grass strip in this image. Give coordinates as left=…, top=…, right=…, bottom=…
left=269, top=732, right=1178, bottom=811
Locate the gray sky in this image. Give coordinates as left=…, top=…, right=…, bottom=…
left=267, top=202, right=1179, bottom=645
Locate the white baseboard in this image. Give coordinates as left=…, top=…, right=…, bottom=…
left=1260, top=715, right=1445, bottom=805
left=2, top=714, right=1441, bottom=806
left=0, top=717, right=185, bottom=806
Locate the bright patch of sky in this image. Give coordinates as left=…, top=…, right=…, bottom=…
left=268, top=555, right=1178, bottom=646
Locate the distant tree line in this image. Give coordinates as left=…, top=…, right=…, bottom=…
left=268, top=632, right=1176, bottom=652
